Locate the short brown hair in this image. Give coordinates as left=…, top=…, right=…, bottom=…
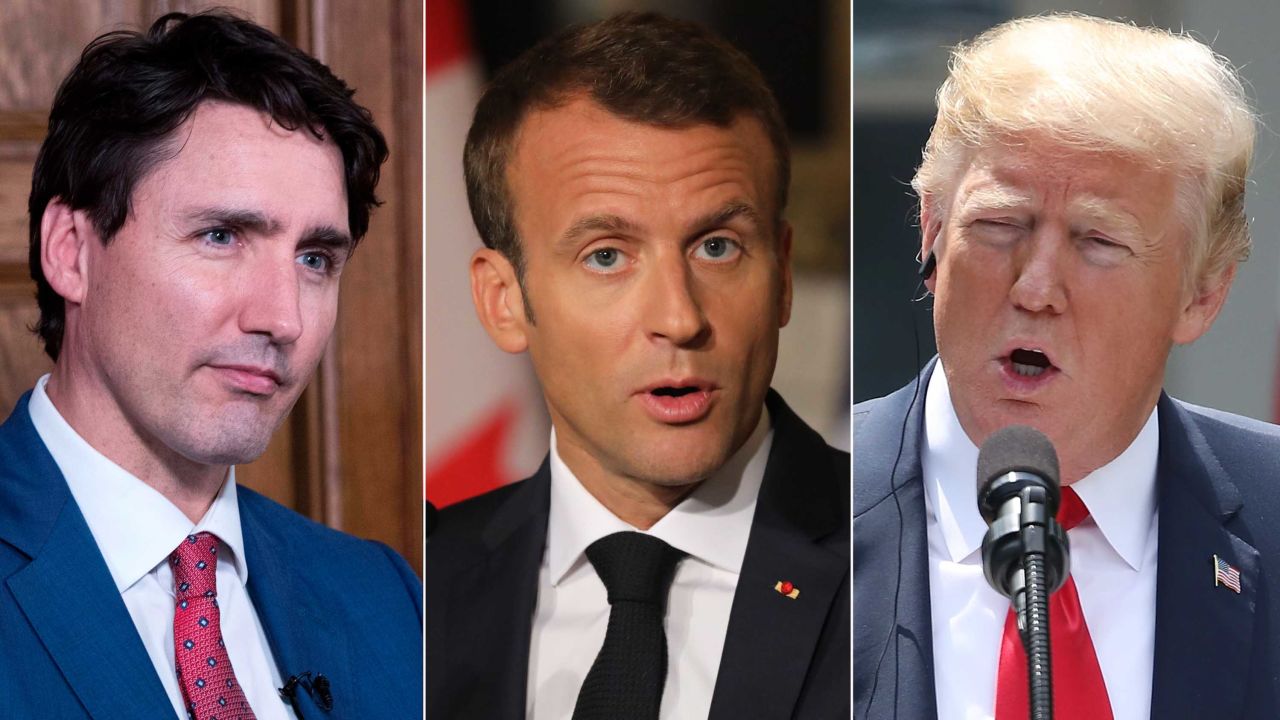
left=463, top=11, right=790, bottom=281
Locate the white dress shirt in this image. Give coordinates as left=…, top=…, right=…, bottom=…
left=527, top=409, right=773, bottom=719
left=922, top=363, right=1159, bottom=720
left=28, top=374, right=296, bottom=720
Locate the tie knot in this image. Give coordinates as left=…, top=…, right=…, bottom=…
left=1058, top=487, right=1091, bottom=531
left=585, top=531, right=685, bottom=607
left=170, top=532, right=221, bottom=597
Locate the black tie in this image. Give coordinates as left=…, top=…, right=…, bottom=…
left=572, top=531, right=686, bottom=720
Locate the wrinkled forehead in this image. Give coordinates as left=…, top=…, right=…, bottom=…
left=508, top=97, right=785, bottom=219
left=937, top=137, right=1186, bottom=218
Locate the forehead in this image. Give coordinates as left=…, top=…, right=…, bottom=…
left=134, top=100, right=348, bottom=227
left=946, top=140, right=1183, bottom=235
left=505, top=97, right=777, bottom=228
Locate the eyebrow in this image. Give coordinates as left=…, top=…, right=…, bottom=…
left=554, top=202, right=763, bottom=254
left=185, top=206, right=354, bottom=255
left=692, top=202, right=762, bottom=234
left=1069, top=196, right=1144, bottom=239
left=555, top=214, right=640, bottom=254
left=956, top=185, right=1034, bottom=213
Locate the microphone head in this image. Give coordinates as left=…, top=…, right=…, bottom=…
left=976, top=425, right=1060, bottom=523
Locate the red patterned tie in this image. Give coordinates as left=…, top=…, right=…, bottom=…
left=171, top=532, right=257, bottom=720
left=994, top=487, right=1113, bottom=720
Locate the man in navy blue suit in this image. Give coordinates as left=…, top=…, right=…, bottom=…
left=0, top=12, right=420, bottom=720
left=854, top=14, right=1280, bottom=720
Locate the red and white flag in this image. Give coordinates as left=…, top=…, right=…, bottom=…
left=425, top=0, right=548, bottom=508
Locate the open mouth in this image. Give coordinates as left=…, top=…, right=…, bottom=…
left=651, top=386, right=701, bottom=398
left=637, top=381, right=716, bottom=423
left=1009, top=348, right=1052, bottom=377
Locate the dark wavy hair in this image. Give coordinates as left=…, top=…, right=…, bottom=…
left=464, top=11, right=790, bottom=286
left=28, top=10, right=388, bottom=360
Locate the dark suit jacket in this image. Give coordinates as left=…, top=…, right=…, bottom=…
left=853, top=361, right=1280, bottom=719
left=426, top=389, right=850, bottom=718
left=0, top=391, right=424, bottom=720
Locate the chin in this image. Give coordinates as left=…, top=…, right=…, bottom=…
left=166, top=418, right=277, bottom=467
left=622, top=442, right=733, bottom=487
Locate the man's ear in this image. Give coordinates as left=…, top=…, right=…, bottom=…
left=40, top=197, right=94, bottom=305
left=1172, top=263, right=1236, bottom=346
left=470, top=247, right=531, bottom=354
left=777, top=221, right=794, bottom=328
left=919, top=195, right=943, bottom=294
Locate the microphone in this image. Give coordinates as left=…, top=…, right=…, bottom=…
left=279, top=671, right=333, bottom=716
left=976, top=425, right=1069, bottom=618
left=977, top=425, right=1070, bottom=718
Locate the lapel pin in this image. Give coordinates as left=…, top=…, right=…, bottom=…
left=774, top=580, right=800, bottom=599
left=1213, top=554, right=1242, bottom=594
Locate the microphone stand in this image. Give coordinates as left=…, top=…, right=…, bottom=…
left=1016, top=484, right=1058, bottom=720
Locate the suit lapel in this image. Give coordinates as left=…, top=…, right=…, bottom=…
left=853, top=365, right=937, bottom=720
left=240, top=499, right=353, bottom=718
left=1, top=394, right=174, bottom=720
left=1149, top=396, right=1258, bottom=719
left=708, top=392, right=849, bottom=720
left=445, top=462, right=548, bottom=718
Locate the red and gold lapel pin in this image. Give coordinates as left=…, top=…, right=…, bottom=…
left=774, top=580, right=800, bottom=599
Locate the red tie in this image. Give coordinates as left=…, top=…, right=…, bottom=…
left=994, top=487, right=1113, bottom=720
left=171, top=532, right=257, bottom=720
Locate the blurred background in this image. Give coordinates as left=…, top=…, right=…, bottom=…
left=854, top=0, right=1280, bottom=424
left=426, top=0, right=852, bottom=508
left=0, top=1, right=423, bottom=571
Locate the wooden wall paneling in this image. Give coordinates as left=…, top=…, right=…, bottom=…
left=0, top=1, right=146, bottom=111
left=0, top=1, right=140, bottom=417
left=314, top=0, right=423, bottom=570
left=0, top=136, right=40, bottom=265
left=398, top=0, right=425, bottom=573
left=0, top=277, right=50, bottom=418
left=145, top=0, right=281, bottom=31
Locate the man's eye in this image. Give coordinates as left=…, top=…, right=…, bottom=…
left=298, top=252, right=332, bottom=272
left=201, top=228, right=235, bottom=246
left=693, top=236, right=740, bottom=261
left=584, top=248, right=623, bottom=272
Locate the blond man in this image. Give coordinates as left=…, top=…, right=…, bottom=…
left=854, top=14, right=1275, bottom=720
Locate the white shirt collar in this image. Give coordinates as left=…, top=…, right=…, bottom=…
left=922, top=362, right=1158, bottom=570
left=27, top=374, right=250, bottom=592
left=546, top=408, right=773, bottom=585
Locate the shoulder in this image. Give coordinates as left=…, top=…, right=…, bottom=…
left=426, top=468, right=550, bottom=573
left=237, top=485, right=421, bottom=599
left=1174, top=398, right=1280, bottom=443
left=431, top=480, right=528, bottom=543
left=1169, top=398, right=1280, bottom=477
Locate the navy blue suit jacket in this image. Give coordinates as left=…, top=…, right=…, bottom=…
left=853, top=362, right=1280, bottom=719
left=426, top=390, right=850, bottom=719
left=0, top=392, right=423, bottom=720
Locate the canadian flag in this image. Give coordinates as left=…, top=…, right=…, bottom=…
left=425, top=0, right=548, bottom=508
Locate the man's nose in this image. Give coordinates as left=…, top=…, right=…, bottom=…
left=1008, top=230, right=1069, bottom=315
left=641, top=255, right=710, bottom=347
left=238, top=258, right=304, bottom=344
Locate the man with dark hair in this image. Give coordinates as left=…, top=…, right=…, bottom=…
left=0, top=12, right=421, bottom=720
left=426, top=12, right=848, bottom=719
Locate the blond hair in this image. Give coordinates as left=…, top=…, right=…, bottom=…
left=913, top=13, right=1256, bottom=290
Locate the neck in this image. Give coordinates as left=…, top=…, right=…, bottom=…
left=574, top=471, right=697, bottom=530
left=46, top=366, right=226, bottom=523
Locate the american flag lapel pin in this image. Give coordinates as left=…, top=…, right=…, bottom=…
left=774, top=580, right=800, bottom=599
left=1213, top=554, right=1242, bottom=594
